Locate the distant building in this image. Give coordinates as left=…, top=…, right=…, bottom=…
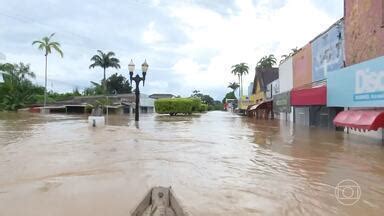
left=149, top=94, right=175, bottom=99
left=247, top=67, right=279, bottom=119
left=247, top=82, right=254, bottom=97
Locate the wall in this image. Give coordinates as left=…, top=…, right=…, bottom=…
left=312, top=19, right=345, bottom=82
left=265, top=79, right=279, bottom=100
left=327, top=56, right=384, bottom=107
left=253, top=79, right=265, bottom=103
left=280, top=108, right=294, bottom=122
left=294, top=107, right=310, bottom=126
left=345, top=0, right=384, bottom=66
left=293, top=44, right=312, bottom=88
left=279, top=57, right=293, bottom=93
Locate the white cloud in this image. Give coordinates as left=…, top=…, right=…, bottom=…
left=0, top=0, right=343, bottom=99
left=142, top=21, right=164, bottom=44
left=166, top=0, right=340, bottom=96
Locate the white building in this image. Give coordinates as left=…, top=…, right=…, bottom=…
left=275, top=57, right=294, bottom=122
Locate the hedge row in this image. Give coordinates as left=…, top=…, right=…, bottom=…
left=155, top=98, right=207, bottom=116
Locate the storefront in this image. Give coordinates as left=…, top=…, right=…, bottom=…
left=247, top=67, right=279, bottom=120
left=328, top=56, right=384, bottom=138
left=273, top=91, right=291, bottom=121
left=290, top=84, right=341, bottom=128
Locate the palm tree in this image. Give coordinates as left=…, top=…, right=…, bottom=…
left=32, top=33, right=63, bottom=107
left=231, top=63, right=249, bottom=99
left=227, top=82, right=240, bottom=92
left=280, top=47, right=299, bottom=64
left=256, top=55, right=277, bottom=69
left=89, top=50, right=121, bottom=95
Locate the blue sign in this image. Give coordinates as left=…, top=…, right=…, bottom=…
left=327, top=56, right=384, bottom=107
left=312, top=20, right=344, bottom=82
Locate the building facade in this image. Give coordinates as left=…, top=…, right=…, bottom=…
left=274, top=57, right=293, bottom=121
left=290, top=18, right=346, bottom=128
left=247, top=67, right=279, bottom=119
left=327, top=0, right=384, bottom=139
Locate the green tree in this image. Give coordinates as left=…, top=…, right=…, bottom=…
left=32, top=33, right=63, bottom=107
left=83, top=81, right=104, bottom=96
left=231, top=63, right=249, bottom=99
left=222, top=91, right=237, bottom=104
left=89, top=50, right=121, bottom=95
left=256, top=54, right=277, bottom=69
left=191, top=90, right=214, bottom=105
left=0, top=63, right=37, bottom=110
left=227, top=82, right=240, bottom=92
left=106, top=73, right=132, bottom=94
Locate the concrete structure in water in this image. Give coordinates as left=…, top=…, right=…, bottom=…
left=28, top=93, right=155, bottom=115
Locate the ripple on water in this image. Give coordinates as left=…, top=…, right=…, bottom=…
left=0, top=112, right=383, bottom=216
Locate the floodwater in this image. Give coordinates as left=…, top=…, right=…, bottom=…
left=0, top=111, right=383, bottom=216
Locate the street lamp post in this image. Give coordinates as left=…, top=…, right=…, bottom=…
left=128, top=59, right=149, bottom=122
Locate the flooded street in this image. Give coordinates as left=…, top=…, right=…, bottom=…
left=0, top=111, right=383, bottom=216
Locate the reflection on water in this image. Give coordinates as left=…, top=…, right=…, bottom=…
left=0, top=111, right=383, bottom=216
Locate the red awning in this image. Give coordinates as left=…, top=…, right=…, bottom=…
left=291, top=85, right=326, bottom=106
left=333, top=110, right=384, bottom=131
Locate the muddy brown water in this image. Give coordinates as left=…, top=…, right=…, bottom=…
left=0, top=111, right=383, bottom=216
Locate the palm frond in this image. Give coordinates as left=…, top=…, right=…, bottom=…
left=32, top=40, right=42, bottom=45
left=89, top=62, right=100, bottom=69
left=106, top=51, right=116, bottom=58
left=51, top=44, right=63, bottom=57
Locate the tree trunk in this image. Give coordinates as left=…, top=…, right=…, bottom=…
left=44, top=54, right=48, bottom=107
left=238, top=74, right=241, bottom=100
left=240, top=74, right=243, bottom=99
left=103, top=67, right=106, bottom=95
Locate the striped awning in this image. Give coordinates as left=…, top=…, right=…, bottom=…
left=333, top=110, right=384, bottom=131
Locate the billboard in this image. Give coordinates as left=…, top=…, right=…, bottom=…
left=327, top=56, right=384, bottom=107
left=312, top=20, right=344, bottom=82
left=273, top=91, right=291, bottom=113
left=293, top=44, right=312, bottom=88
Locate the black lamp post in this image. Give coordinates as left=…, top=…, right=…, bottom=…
left=129, top=59, right=149, bottom=122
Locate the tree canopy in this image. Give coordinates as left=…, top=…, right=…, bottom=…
left=228, top=82, right=240, bottom=92
left=256, top=55, right=277, bottom=69
left=0, top=63, right=40, bottom=110
left=231, top=63, right=249, bottom=77
left=32, top=33, right=63, bottom=57
left=89, top=50, right=121, bottom=94
left=84, top=73, right=132, bottom=96
left=106, top=73, right=132, bottom=94
left=191, top=90, right=214, bottom=105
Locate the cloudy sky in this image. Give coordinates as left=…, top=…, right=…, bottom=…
left=0, top=0, right=343, bottom=99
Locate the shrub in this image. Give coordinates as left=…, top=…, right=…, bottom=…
left=155, top=98, right=203, bottom=116
left=199, top=104, right=208, bottom=112
left=190, top=97, right=202, bottom=112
